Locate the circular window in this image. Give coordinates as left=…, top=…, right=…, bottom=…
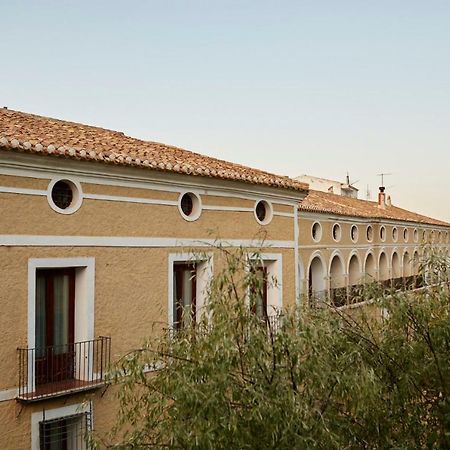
left=392, top=227, right=398, bottom=242
left=366, top=225, right=373, bottom=242
left=413, top=228, right=418, bottom=242
left=178, top=192, right=202, bottom=221
left=311, top=222, right=322, bottom=242
left=47, top=178, right=82, bottom=214
left=332, top=223, right=341, bottom=242
left=380, top=226, right=386, bottom=242
left=350, top=225, right=359, bottom=243
left=254, top=200, right=273, bottom=225
left=422, top=230, right=427, bottom=242
left=403, top=228, right=409, bottom=242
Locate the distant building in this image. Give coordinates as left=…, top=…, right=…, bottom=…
left=295, top=174, right=359, bottom=198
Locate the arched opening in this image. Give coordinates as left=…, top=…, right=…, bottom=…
left=348, top=254, right=361, bottom=303
left=364, top=253, right=376, bottom=283
left=412, top=250, right=423, bottom=288
left=392, top=252, right=401, bottom=289
left=308, top=256, right=326, bottom=303
left=379, top=252, right=390, bottom=288
left=330, top=255, right=346, bottom=306
left=403, top=252, right=413, bottom=289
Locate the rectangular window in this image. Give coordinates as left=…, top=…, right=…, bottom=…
left=39, top=412, right=89, bottom=450
left=35, top=268, right=75, bottom=386
left=251, top=266, right=269, bottom=320
left=173, top=262, right=197, bottom=329
left=247, top=254, right=282, bottom=321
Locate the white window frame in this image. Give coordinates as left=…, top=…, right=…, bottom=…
left=167, top=253, right=213, bottom=328
left=27, top=257, right=95, bottom=393
left=246, top=253, right=283, bottom=316
left=31, top=401, right=91, bottom=450
left=47, top=177, right=83, bottom=215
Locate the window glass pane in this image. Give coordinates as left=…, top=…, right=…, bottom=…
left=173, top=264, right=196, bottom=328
left=53, top=274, right=70, bottom=353
left=40, top=414, right=87, bottom=450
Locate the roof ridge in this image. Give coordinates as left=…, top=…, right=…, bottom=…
left=300, top=189, right=450, bottom=227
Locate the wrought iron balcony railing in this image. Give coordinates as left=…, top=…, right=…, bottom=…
left=17, top=336, right=111, bottom=402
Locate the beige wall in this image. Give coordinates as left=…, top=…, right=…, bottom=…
left=0, top=168, right=301, bottom=448
left=1, top=166, right=449, bottom=448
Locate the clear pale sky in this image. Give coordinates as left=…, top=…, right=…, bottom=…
left=1, top=1, right=449, bottom=221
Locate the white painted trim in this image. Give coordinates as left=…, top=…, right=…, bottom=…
left=27, top=257, right=95, bottom=393
left=167, top=252, right=213, bottom=328
left=332, top=222, right=342, bottom=243
left=311, top=221, right=322, bottom=243
left=0, top=153, right=304, bottom=206
left=293, top=206, right=301, bottom=304
left=350, top=224, right=359, bottom=243
left=254, top=199, right=274, bottom=225
left=328, top=250, right=347, bottom=277
left=47, top=177, right=83, bottom=215
left=300, top=210, right=450, bottom=231
left=307, top=251, right=327, bottom=296
left=31, top=401, right=91, bottom=450
left=247, top=253, right=283, bottom=314
left=177, top=191, right=202, bottom=222
left=0, top=183, right=295, bottom=217
left=83, top=192, right=177, bottom=206
left=1, top=235, right=296, bottom=249
left=0, top=388, right=18, bottom=402
left=0, top=185, right=46, bottom=196
left=297, top=242, right=439, bottom=250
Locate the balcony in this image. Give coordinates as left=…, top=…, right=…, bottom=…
left=330, top=287, right=347, bottom=307
left=17, top=336, right=111, bottom=402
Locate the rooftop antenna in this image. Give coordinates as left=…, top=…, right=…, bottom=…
left=366, top=184, right=371, bottom=200
left=377, top=172, right=392, bottom=188
left=345, top=171, right=359, bottom=187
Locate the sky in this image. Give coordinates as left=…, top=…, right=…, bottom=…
left=1, top=1, right=449, bottom=221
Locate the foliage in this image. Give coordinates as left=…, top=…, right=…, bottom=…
left=98, top=246, right=450, bottom=449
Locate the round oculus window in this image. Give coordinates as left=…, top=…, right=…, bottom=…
left=51, top=180, right=73, bottom=209
left=380, top=226, right=386, bottom=241
left=366, top=225, right=373, bottom=242
left=179, top=192, right=201, bottom=221
left=350, top=225, right=359, bottom=242
left=47, top=178, right=82, bottom=214
left=254, top=200, right=273, bottom=225
left=413, top=228, right=418, bottom=242
left=332, top=223, right=341, bottom=242
left=392, top=227, right=398, bottom=242
left=311, top=222, right=322, bottom=242
left=403, top=228, right=409, bottom=242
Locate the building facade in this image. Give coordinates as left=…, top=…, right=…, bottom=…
left=0, top=108, right=448, bottom=448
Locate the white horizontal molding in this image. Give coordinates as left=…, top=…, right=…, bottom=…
left=0, top=388, right=18, bottom=402
left=83, top=192, right=178, bottom=206
left=0, top=184, right=294, bottom=215
left=300, top=243, right=422, bottom=250
left=0, top=153, right=303, bottom=206
left=0, top=186, right=46, bottom=196
left=0, top=235, right=296, bottom=249
left=299, top=211, right=449, bottom=231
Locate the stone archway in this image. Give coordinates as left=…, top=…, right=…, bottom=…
left=364, top=253, right=376, bottom=282
left=330, top=255, right=346, bottom=306
left=308, top=256, right=326, bottom=303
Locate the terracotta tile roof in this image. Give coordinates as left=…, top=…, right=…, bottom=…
left=0, top=108, right=308, bottom=193
left=299, top=190, right=450, bottom=227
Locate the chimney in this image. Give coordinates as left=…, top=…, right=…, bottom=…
left=378, top=186, right=386, bottom=209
